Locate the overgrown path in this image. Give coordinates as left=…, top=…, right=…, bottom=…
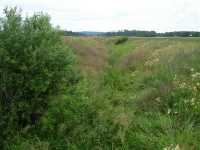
left=64, top=37, right=109, bottom=73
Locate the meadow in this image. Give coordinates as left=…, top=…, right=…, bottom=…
left=61, top=37, right=200, bottom=149
left=1, top=8, right=200, bottom=149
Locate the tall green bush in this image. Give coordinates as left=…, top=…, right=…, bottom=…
left=114, top=36, right=128, bottom=45
left=0, top=7, right=75, bottom=148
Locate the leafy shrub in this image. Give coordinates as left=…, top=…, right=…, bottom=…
left=114, top=36, right=128, bottom=45
left=0, top=7, right=75, bottom=148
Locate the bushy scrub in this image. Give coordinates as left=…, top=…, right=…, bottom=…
left=115, top=37, right=128, bottom=45
left=0, top=7, right=75, bottom=148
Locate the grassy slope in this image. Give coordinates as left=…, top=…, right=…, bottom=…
left=64, top=37, right=200, bottom=149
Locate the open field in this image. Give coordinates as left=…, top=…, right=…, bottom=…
left=64, top=37, right=200, bottom=72
left=62, top=37, right=200, bottom=149
left=4, top=35, right=200, bottom=149
left=2, top=7, right=200, bottom=150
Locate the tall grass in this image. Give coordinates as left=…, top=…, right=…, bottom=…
left=9, top=37, right=200, bottom=149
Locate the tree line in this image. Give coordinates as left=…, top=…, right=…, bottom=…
left=63, top=30, right=200, bottom=37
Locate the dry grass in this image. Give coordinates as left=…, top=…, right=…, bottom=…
left=120, top=38, right=200, bottom=71
left=64, top=37, right=200, bottom=75
left=64, top=37, right=108, bottom=73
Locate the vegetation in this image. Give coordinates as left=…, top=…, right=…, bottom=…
left=0, top=7, right=76, bottom=149
left=64, top=30, right=200, bottom=37
left=114, top=37, right=129, bottom=45
left=62, top=30, right=83, bottom=36
left=105, top=30, right=200, bottom=37
left=1, top=7, right=200, bottom=150
left=105, top=30, right=157, bottom=37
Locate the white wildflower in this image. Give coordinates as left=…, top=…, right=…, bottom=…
left=179, top=82, right=186, bottom=89
left=191, top=72, right=200, bottom=79
left=155, top=97, right=161, bottom=102
left=175, top=144, right=181, bottom=150
left=167, top=109, right=171, bottom=114
left=163, top=144, right=181, bottom=150
left=174, top=111, right=178, bottom=114
left=190, top=68, right=194, bottom=72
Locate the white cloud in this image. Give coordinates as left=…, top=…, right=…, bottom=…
left=0, top=0, right=200, bottom=32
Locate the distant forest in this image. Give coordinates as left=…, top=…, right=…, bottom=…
left=63, top=30, right=200, bottom=37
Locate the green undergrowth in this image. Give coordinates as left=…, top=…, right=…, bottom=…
left=6, top=37, right=200, bottom=149
left=106, top=38, right=136, bottom=66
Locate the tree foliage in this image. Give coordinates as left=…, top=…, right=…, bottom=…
left=105, top=30, right=200, bottom=37
left=0, top=7, right=75, bottom=147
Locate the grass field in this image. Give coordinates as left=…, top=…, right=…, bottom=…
left=64, top=37, right=200, bottom=72
left=11, top=37, right=200, bottom=149
left=62, top=37, right=200, bottom=149
left=3, top=7, right=200, bottom=150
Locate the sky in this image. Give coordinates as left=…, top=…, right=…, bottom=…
left=0, top=0, right=200, bottom=32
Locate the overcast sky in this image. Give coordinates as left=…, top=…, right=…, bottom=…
left=0, top=0, right=200, bottom=32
